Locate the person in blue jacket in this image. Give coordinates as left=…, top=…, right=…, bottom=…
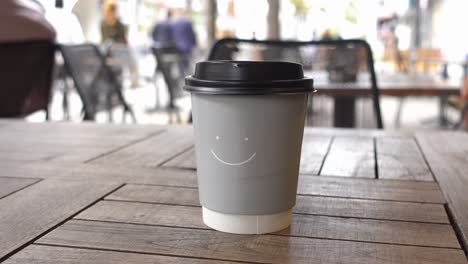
left=171, top=8, right=197, bottom=76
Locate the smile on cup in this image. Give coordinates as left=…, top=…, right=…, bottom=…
left=210, top=136, right=256, bottom=166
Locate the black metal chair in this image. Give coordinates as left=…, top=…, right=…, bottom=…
left=207, top=38, right=383, bottom=129
left=455, top=103, right=468, bottom=129
left=59, top=44, right=136, bottom=122
left=0, top=40, right=55, bottom=118
left=446, top=97, right=468, bottom=129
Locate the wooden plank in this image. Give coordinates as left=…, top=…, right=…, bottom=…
left=0, top=162, right=199, bottom=187
left=319, top=136, right=375, bottom=178
left=4, top=245, right=234, bottom=264
left=0, top=179, right=120, bottom=260
left=91, top=126, right=193, bottom=167
left=0, top=121, right=161, bottom=139
left=1, top=161, right=444, bottom=204
left=0, top=122, right=164, bottom=163
left=314, top=72, right=460, bottom=97
left=297, top=175, right=445, bottom=203
left=77, top=200, right=460, bottom=248
left=294, top=195, right=448, bottom=224
left=299, top=134, right=332, bottom=175
left=38, top=220, right=467, bottom=264
left=163, top=148, right=196, bottom=169
left=304, top=127, right=411, bottom=138
left=0, top=177, right=39, bottom=199
left=163, top=134, right=333, bottom=175
left=107, top=184, right=449, bottom=223
left=417, top=132, right=468, bottom=249
left=377, top=137, right=433, bottom=181
left=107, top=184, right=201, bottom=206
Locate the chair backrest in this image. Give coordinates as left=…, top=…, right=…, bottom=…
left=59, top=44, right=129, bottom=120
left=208, top=38, right=383, bottom=129
left=0, top=40, right=55, bottom=118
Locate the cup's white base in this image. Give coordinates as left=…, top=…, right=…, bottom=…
left=202, top=207, right=292, bottom=234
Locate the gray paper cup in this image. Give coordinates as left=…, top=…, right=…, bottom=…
left=184, top=61, right=314, bottom=234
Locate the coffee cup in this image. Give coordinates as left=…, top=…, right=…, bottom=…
left=185, top=61, right=314, bottom=234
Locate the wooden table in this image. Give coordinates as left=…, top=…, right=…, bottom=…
left=312, top=72, right=461, bottom=127
left=0, top=121, right=467, bottom=264
left=314, top=72, right=461, bottom=97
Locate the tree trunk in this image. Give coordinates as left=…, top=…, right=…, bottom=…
left=267, top=0, right=280, bottom=40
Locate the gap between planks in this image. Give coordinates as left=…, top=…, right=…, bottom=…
left=36, top=219, right=468, bottom=264
left=83, top=130, right=166, bottom=163
left=25, top=243, right=263, bottom=264
left=0, top=177, right=41, bottom=200
left=74, top=200, right=460, bottom=249
left=0, top=181, right=125, bottom=263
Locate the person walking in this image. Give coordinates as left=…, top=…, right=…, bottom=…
left=101, top=0, right=126, bottom=44
left=171, top=9, right=197, bottom=76
left=460, top=70, right=468, bottom=129
left=151, top=10, right=175, bottom=48
left=101, top=0, right=139, bottom=87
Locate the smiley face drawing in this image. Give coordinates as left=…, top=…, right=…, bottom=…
left=210, top=135, right=256, bottom=166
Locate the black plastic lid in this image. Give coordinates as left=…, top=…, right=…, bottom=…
left=184, top=61, right=315, bottom=95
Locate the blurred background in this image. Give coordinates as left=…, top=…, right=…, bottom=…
left=2, top=0, right=468, bottom=130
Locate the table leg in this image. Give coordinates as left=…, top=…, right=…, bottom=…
left=334, top=96, right=356, bottom=128
left=62, top=77, right=70, bottom=121
left=394, top=97, right=405, bottom=128
left=439, top=96, right=449, bottom=127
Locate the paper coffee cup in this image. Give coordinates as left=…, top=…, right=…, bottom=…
left=184, top=61, right=314, bottom=234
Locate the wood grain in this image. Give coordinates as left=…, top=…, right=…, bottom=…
left=0, top=162, right=199, bottom=187
left=163, top=147, right=196, bottom=169
left=297, top=175, right=445, bottom=203
left=0, top=122, right=163, bottom=163
left=0, top=121, right=160, bottom=139
left=0, top=161, right=445, bottom=204
left=0, top=179, right=120, bottom=260
left=4, top=245, right=234, bottom=264
left=107, top=185, right=201, bottom=206
left=108, top=170, right=446, bottom=204
left=77, top=200, right=460, bottom=248
left=38, top=220, right=467, bottom=264
left=294, top=195, right=448, bottom=224
left=377, top=137, right=433, bottom=181
left=319, top=136, right=375, bottom=178
left=107, top=184, right=449, bottom=223
left=91, top=125, right=193, bottom=167
left=417, top=132, right=468, bottom=249
left=0, top=121, right=465, bottom=263
left=299, top=134, right=333, bottom=175
left=0, top=177, right=39, bottom=199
